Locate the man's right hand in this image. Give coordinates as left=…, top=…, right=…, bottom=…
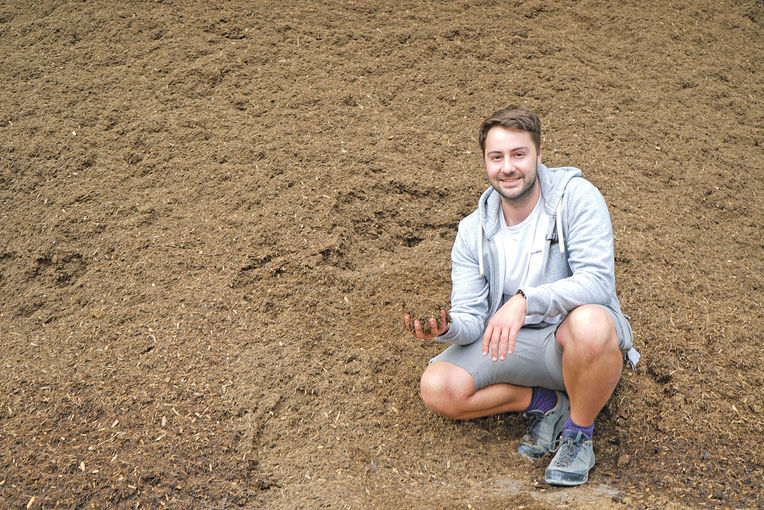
left=482, top=292, right=526, bottom=361
left=404, top=309, right=450, bottom=339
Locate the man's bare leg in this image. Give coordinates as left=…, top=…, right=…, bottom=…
left=420, top=361, right=532, bottom=420
left=555, top=305, right=623, bottom=427
left=544, top=305, right=624, bottom=485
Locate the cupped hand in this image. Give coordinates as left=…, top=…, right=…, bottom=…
left=404, top=309, right=450, bottom=340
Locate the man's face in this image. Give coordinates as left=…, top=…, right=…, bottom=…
left=484, top=127, right=541, bottom=206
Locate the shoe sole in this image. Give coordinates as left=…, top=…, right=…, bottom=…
left=544, top=469, right=589, bottom=486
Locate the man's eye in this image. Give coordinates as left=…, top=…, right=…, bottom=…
left=514, top=152, right=526, bottom=158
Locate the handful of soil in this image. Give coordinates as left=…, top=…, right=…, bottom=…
left=403, top=303, right=451, bottom=335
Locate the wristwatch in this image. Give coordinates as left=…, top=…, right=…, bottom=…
left=515, top=288, right=526, bottom=300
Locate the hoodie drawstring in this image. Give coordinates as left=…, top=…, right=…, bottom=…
left=555, top=199, right=566, bottom=254
left=478, top=225, right=485, bottom=276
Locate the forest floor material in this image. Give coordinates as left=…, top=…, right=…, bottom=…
left=1, top=1, right=762, bottom=508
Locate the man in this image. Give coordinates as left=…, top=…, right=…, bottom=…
left=404, top=106, right=640, bottom=486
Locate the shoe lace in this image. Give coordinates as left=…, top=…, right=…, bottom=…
left=550, top=431, right=585, bottom=467
left=522, top=412, right=544, bottom=439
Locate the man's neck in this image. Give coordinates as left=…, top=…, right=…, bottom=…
left=500, top=186, right=541, bottom=227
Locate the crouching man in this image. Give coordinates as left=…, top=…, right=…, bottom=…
left=404, top=106, right=640, bottom=486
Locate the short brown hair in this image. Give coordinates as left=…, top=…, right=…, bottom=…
left=478, top=106, right=541, bottom=154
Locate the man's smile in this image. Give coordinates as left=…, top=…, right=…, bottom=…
left=500, top=176, right=522, bottom=184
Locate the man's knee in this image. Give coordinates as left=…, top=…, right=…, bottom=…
left=556, top=305, right=619, bottom=355
left=420, top=362, right=474, bottom=419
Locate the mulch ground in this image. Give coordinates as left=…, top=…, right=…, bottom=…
left=1, top=1, right=761, bottom=508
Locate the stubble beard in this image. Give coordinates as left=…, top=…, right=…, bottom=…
left=492, top=171, right=538, bottom=208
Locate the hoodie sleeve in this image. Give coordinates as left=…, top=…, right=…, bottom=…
left=435, top=213, right=491, bottom=345
left=523, top=178, right=617, bottom=316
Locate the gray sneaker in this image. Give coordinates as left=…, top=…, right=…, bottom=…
left=545, top=429, right=595, bottom=486
left=517, top=391, right=569, bottom=460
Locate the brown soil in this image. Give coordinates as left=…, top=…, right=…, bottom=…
left=1, top=1, right=762, bottom=508
left=403, top=303, right=450, bottom=335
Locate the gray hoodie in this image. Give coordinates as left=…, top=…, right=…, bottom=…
left=436, top=163, right=640, bottom=367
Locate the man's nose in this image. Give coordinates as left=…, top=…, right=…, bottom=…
left=501, top=156, right=513, bottom=173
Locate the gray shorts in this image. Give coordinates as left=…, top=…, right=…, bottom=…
left=429, top=305, right=633, bottom=391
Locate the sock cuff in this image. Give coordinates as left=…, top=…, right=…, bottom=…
left=563, top=417, right=594, bottom=439
left=525, top=387, right=558, bottom=414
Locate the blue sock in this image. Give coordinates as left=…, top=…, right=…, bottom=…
left=562, top=418, right=594, bottom=440
left=525, top=387, right=558, bottom=414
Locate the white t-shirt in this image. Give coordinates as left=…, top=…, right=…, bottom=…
left=497, top=195, right=563, bottom=326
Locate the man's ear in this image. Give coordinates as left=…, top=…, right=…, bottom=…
left=537, top=146, right=542, bottom=165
